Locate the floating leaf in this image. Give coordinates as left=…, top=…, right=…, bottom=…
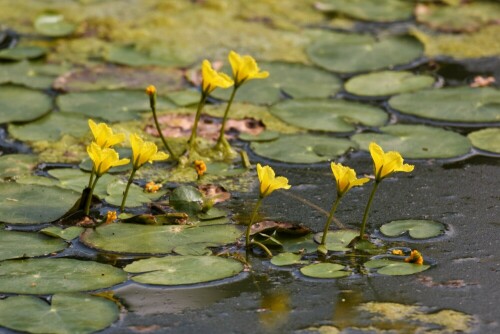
left=104, top=179, right=155, bottom=208
left=34, top=13, right=76, bottom=37
left=300, top=263, right=350, bottom=279
left=0, top=293, right=119, bottom=334
left=307, top=33, right=423, bottom=73
left=251, top=134, right=356, bottom=163
left=239, top=130, right=280, bottom=142
left=0, top=86, right=51, bottom=123
left=198, top=207, right=227, bottom=220
left=81, top=223, right=243, bottom=254
left=106, top=44, right=193, bottom=68
left=169, top=185, right=204, bottom=214
left=270, top=99, right=388, bottom=132
left=352, top=124, right=471, bottom=159
left=0, top=154, right=38, bottom=178
left=380, top=220, right=445, bottom=239
left=365, top=258, right=430, bottom=275
left=0, top=258, right=127, bottom=294
left=389, top=87, right=500, bottom=123
left=124, top=255, right=243, bottom=285
left=0, top=183, right=80, bottom=225
left=0, top=61, right=66, bottom=89
left=40, top=226, right=84, bottom=241
left=316, top=0, right=414, bottom=22
left=270, top=252, right=306, bottom=266
left=0, top=229, right=67, bottom=261
left=0, top=46, right=46, bottom=60
left=280, top=234, right=318, bottom=254
left=468, top=128, right=500, bottom=153
left=173, top=243, right=215, bottom=256
left=166, top=90, right=201, bottom=107
left=345, top=71, right=435, bottom=97
left=48, top=168, right=117, bottom=199
left=313, top=230, right=358, bottom=252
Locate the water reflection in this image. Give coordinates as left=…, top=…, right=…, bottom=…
left=258, top=290, right=291, bottom=332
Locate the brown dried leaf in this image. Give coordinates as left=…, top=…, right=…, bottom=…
left=198, top=184, right=231, bottom=204
left=250, top=220, right=311, bottom=236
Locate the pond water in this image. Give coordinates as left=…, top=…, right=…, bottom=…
left=0, top=1, right=499, bottom=333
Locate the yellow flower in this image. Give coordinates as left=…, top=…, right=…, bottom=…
left=105, top=211, right=117, bottom=224
left=194, top=160, right=207, bottom=177
left=88, top=119, right=125, bottom=148
left=257, top=163, right=291, bottom=198
left=405, top=250, right=424, bottom=265
left=369, top=142, right=414, bottom=182
left=330, top=162, right=369, bottom=197
left=145, top=85, right=156, bottom=96
left=87, top=142, right=130, bottom=176
left=201, top=59, right=234, bottom=94
left=144, top=181, right=162, bottom=193
left=130, top=133, right=169, bottom=169
left=229, top=50, right=269, bottom=86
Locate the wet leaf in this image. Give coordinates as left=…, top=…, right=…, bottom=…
left=0, top=293, right=119, bottom=334
left=34, top=13, right=76, bottom=37
left=198, top=207, right=227, bottom=220
left=250, top=221, right=312, bottom=236
left=364, top=258, right=430, bottom=275
left=105, top=179, right=162, bottom=208
left=468, top=128, right=500, bottom=153
left=0, top=46, right=46, bottom=60
left=173, top=243, right=215, bottom=256
left=300, top=263, right=350, bottom=278
left=0, top=86, right=51, bottom=123
left=270, top=252, right=306, bottom=266
left=313, top=230, right=358, bottom=252
left=0, top=258, right=127, bottom=294
left=40, top=226, right=84, bottom=241
left=48, top=168, right=117, bottom=199
left=380, top=220, right=445, bottom=239
left=280, top=234, right=318, bottom=254
left=0, top=61, right=66, bottom=89
left=124, top=255, right=243, bottom=285
left=315, top=0, right=414, bottom=22
left=169, top=185, right=204, bottom=214
left=0, top=229, right=67, bottom=261
left=0, top=154, right=38, bottom=178
left=352, top=124, right=471, bottom=159
left=239, top=130, right=280, bottom=142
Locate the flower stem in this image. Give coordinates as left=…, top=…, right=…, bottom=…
left=87, top=167, right=95, bottom=188
left=359, top=181, right=380, bottom=239
left=150, top=95, right=177, bottom=160
left=245, top=197, right=263, bottom=247
left=249, top=241, right=273, bottom=257
left=216, top=86, right=238, bottom=146
left=320, top=195, right=342, bottom=246
left=84, top=175, right=101, bottom=216
left=188, top=92, right=208, bottom=150
left=120, top=168, right=137, bottom=212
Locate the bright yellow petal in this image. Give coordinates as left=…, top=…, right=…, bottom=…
left=130, top=133, right=144, bottom=165
left=112, top=157, right=130, bottom=167
left=228, top=50, right=243, bottom=79
left=151, top=151, right=169, bottom=162
left=369, top=142, right=385, bottom=176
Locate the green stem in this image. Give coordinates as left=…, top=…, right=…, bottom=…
left=188, top=92, right=208, bottom=150
left=120, top=168, right=137, bottom=212
left=84, top=174, right=101, bottom=216
left=87, top=166, right=95, bottom=188
left=320, top=195, right=342, bottom=246
left=249, top=241, right=273, bottom=258
left=359, top=181, right=380, bottom=239
left=216, top=86, right=238, bottom=146
left=245, top=197, right=263, bottom=247
left=150, top=95, right=177, bottom=160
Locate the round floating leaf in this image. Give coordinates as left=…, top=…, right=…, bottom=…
left=389, top=87, right=500, bottom=123
left=0, top=46, right=46, bottom=60
left=0, top=86, right=51, bottom=123
left=365, top=258, right=430, bottom=275
left=8, top=112, right=89, bottom=142
left=251, top=134, right=357, bottom=163
left=345, top=71, right=435, bottom=97
left=0, top=154, right=38, bottom=178
left=105, top=180, right=153, bottom=208
left=280, top=234, right=318, bottom=254
left=198, top=207, right=227, bottom=220
left=300, top=263, right=350, bottom=279
left=313, top=230, right=358, bottom=252
left=239, top=130, right=280, bottom=142
left=48, top=168, right=117, bottom=199
left=0, top=183, right=80, bottom=225
left=270, top=252, right=306, bottom=266
left=270, top=99, right=388, bottom=132
left=468, top=128, right=500, bottom=153
left=169, top=185, right=204, bottom=214
left=0, top=61, right=66, bottom=89
left=34, top=13, right=76, bottom=37
left=352, top=124, right=471, bottom=159
left=124, top=255, right=243, bottom=285
left=41, top=226, right=84, bottom=241
left=0, top=258, right=127, bottom=294
left=0, top=229, right=67, bottom=261
left=307, top=33, right=423, bottom=73
left=81, top=223, right=243, bottom=254
left=173, top=243, right=215, bottom=256
left=316, top=0, right=414, bottom=22
left=211, top=62, right=342, bottom=104
left=380, top=220, right=445, bottom=239
left=106, top=45, right=193, bottom=68
left=0, top=293, right=119, bottom=334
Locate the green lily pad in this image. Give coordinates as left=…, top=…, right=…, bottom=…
left=0, top=46, right=46, bottom=60
left=0, top=61, right=66, bottom=89
left=270, top=99, right=388, bottom=132
left=57, top=90, right=175, bottom=122
left=280, top=234, right=318, bottom=254
left=239, top=130, right=280, bottom=142
left=270, top=252, right=306, bottom=266
left=365, top=258, right=430, bottom=275
left=173, top=243, right=216, bottom=256
left=389, top=87, right=500, bottom=123
left=106, top=44, right=193, bottom=68
left=313, top=230, right=358, bottom=252
left=41, top=226, right=85, bottom=241
left=16, top=175, right=61, bottom=187
left=166, top=89, right=201, bottom=106
left=300, top=263, right=350, bottom=279
left=105, top=179, right=154, bottom=208
left=124, top=255, right=243, bottom=285
left=0, top=229, right=67, bottom=261
left=0, top=258, right=127, bottom=294
left=198, top=207, right=227, bottom=220
left=211, top=62, right=342, bottom=104
left=0, top=86, right=52, bottom=123
left=468, top=128, right=500, bottom=153
left=251, top=134, right=357, bottom=163
left=8, top=112, right=89, bottom=142
left=345, top=71, right=435, bottom=97
left=169, top=185, right=204, bottom=214
left=307, top=33, right=423, bottom=73
left=315, top=0, right=414, bottom=22
left=352, top=124, right=471, bottom=159
left=0, top=293, right=119, bottom=334
left=0, top=154, right=38, bottom=178
left=80, top=223, right=243, bottom=254
left=34, top=13, right=76, bottom=37
left=0, top=183, right=80, bottom=225
left=380, top=220, right=445, bottom=239
left=48, top=168, right=117, bottom=199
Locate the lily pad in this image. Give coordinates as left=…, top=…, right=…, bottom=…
left=80, top=223, right=243, bottom=254
left=0, top=258, right=127, bottom=294
left=239, top=130, right=280, bottom=142
left=0, top=154, right=38, bottom=178
left=198, top=207, right=227, bottom=220
left=48, top=168, right=117, bottom=199
left=251, top=134, right=357, bottom=163
left=365, top=258, right=430, bottom=275
left=0, top=61, right=66, bottom=89
left=0, top=229, right=67, bottom=261
left=0, top=293, right=119, bottom=334
left=41, top=226, right=84, bottom=241
left=307, top=33, right=423, bottom=73
left=270, top=99, right=388, bottom=132
left=380, top=220, right=445, bottom=239
left=34, top=13, right=76, bottom=37
left=0, top=183, right=80, bottom=225
left=313, top=230, right=358, bottom=252
left=0, top=86, right=52, bottom=123
left=389, top=87, right=500, bottom=123
left=124, top=255, right=243, bottom=285
left=270, top=252, right=306, bottom=266
left=352, top=124, right=471, bottom=159
left=468, top=128, right=500, bottom=153
left=169, top=185, right=204, bottom=214
left=0, top=46, right=46, bottom=60
left=106, top=44, right=193, bottom=68
left=280, top=234, right=318, bottom=254
left=345, top=71, right=435, bottom=97
left=104, top=179, right=155, bottom=208
left=300, top=263, right=350, bottom=279
left=315, top=0, right=414, bottom=22
left=173, top=243, right=215, bottom=256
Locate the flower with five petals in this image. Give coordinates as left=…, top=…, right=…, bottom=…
left=330, top=162, right=370, bottom=197
left=228, top=50, right=269, bottom=87
left=130, top=134, right=169, bottom=169
left=257, top=163, right=291, bottom=198
left=88, top=119, right=125, bottom=148
left=369, top=142, right=414, bottom=182
left=201, top=60, right=234, bottom=94
left=87, top=142, right=129, bottom=176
